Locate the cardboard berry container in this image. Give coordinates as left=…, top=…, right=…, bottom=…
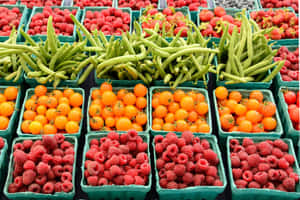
left=227, top=136, right=300, bottom=200
left=213, top=88, right=283, bottom=148
left=0, top=86, right=22, bottom=142
left=277, top=86, right=300, bottom=145
left=3, top=136, right=78, bottom=200
left=0, top=5, right=29, bottom=42
left=153, top=134, right=227, bottom=200
left=149, top=86, right=213, bottom=135
left=16, top=87, right=85, bottom=138
left=23, top=6, right=81, bottom=42
left=0, top=138, right=8, bottom=185
left=81, top=132, right=152, bottom=200
left=87, top=87, right=150, bottom=134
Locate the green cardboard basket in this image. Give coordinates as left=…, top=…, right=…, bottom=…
left=4, top=136, right=77, bottom=200
left=81, top=132, right=152, bottom=200
left=87, top=86, right=149, bottom=134
left=16, top=87, right=85, bottom=138
left=81, top=7, right=132, bottom=41
left=150, top=86, right=213, bottom=135
left=24, top=6, right=80, bottom=42
left=213, top=88, right=283, bottom=146
left=0, top=5, right=28, bottom=42
left=227, top=136, right=300, bottom=200
left=277, top=86, right=300, bottom=145
left=0, top=138, right=8, bottom=185
left=154, top=134, right=227, bottom=200
left=0, top=86, right=22, bottom=142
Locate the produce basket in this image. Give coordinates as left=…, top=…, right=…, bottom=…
left=0, top=5, right=28, bottom=42
left=16, top=87, right=85, bottom=138
left=0, top=138, right=8, bottom=185
left=0, top=86, right=22, bottom=142
left=20, top=0, right=65, bottom=9
left=24, top=6, right=80, bottom=42
left=81, top=133, right=152, bottom=200
left=213, top=88, right=283, bottom=146
left=87, top=86, right=149, bottom=134
left=227, top=136, right=300, bottom=200
left=154, top=134, right=227, bottom=200
left=150, top=86, right=213, bottom=135
left=81, top=7, right=132, bottom=41
left=3, top=136, right=77, bottom=200
left=277, top=86, right=300, bottom=145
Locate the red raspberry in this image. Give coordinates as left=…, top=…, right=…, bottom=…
left=61, top=180, right=73, bottom=192
left=136, top=152, right=148, bottom=164
left=119, top=145, right=129, bottom=154
left=23, top=140, right=33, bottom=151
left=257, top=141, right=273, bottom=156
left=128, top=130, right=138, bottom=141
left=283, top=154, right=295, bottom=165
left=193, top=143, right=203, bottom=153
left=0, top=138, right=4, bottom=150
left=42, top=135, right=58, bottom=150
left=140, top=163, right=151, bottom=175
left=263, top=182, right=275, bottom=189
left=63, top=154, right=74, bottom=165
left=109, top=155, right=120, bottom=165
left=31, top=145, right=47, bottom=160
left=231, top=156, right=241, bottom=168
left=186, top=161, right=195, bottom=172
left=14, top=150, right=27, bottom=166
left=111, top=140, right=120, bottom=148
left=134, top=176, right=145, bottom=185
left=32, top=140, right=42, bottom=149
left=60, top=141, right=72, bottom=151
left=14, top=176, right=23, bottom=188
left=242, top=138, right=254, bottom=147
left=252, top=167, right=258, bottom=174
left=165, top=162, right=175, bottom=170
left=174, top=164, right=186, bottom=177
left=127, top=169, right=138, bottom=177
left=203, top=149, right=218, bottom=164
left=181, top=131, right=194, bottom=144
left=166, top=181, right=178, bottom=189
left=205, top=176, right=215, bottom=185
left=177, top=153, right=188, bottom=164
left=193, top=174, right=204, bottom=185
left=258, top=163, right=270, bottom=171
left=273, top=139, right=289, bottom=152
left=248, top=181, right=260, bottom=188
left=272, top=147, right=284, bottom=158
left=14, top=143, right=24, bottom=151
left=42, top=182, right=54, bottom=194
left=177, top=138, right=186, bottom=148
left=53, top=165, right=64, bottom=177
left=214, top=179, right=223, bottom=186
left=241, top=160, right=250, bottom=171
left=283, top=177, right=295, bottom=191
left=36, top=162, right=50, bottom=176
left=166, top=132, right=178, bottom=144
left=159, top=178, right=168, bottom=188
left=201, top=139, right=210, bottom=149
left=242, top=170, right=253, bottom=182
left=278, top=158, right=290, bottom=169
left=61, top=172, right=72, bottom=182
left=233, top=145, right=245, bottom=153
left=87, top=161, right=102, bottom=176
left=289, top=172, right=299, bottom=182
left=63, top=165, right=73, bottom=173
left=182, top=172, right=193, bottom=184
left=53, top=148, right=64, bottom=157
left=154, top=135, right=164, bottom=144
left=35, top=175, right=47, bottom=185
left=206, top=166, right=217, bottom=177
left=124, top=175, right=134, bottom=185
left=159, top=169, right=166, bottom=178
left=248, top=154, right=260, bottom=168
left=110, top=165, right=122, bottom=177
left=196, top=159, right=209, bottom=171
left=54, top=182, right=62, bottom=192
left=167, top=144, right=179, bottom=157
left=229, top=139, right=240, bottom=149
left=42, top=154, right=53, bottom=164
left=266, top=155, right=278, bottom=168
left=166, top=170, right=177, bottom=181
left=22, top=169, right=36, bottom=185
left=237, top=151, right=248, bottom=161
left=155, top=143, right=164, bottom=154
left=54, top=134, right=65, bottom=144
left=254, top=171, right=268, bottom=185
left=278, top=169, right=288, bottom=181
left=87, top=176, right=98, bottom=186
left=192, top=137, right=200, bottom=144
left=137, top=142, right=147, bottom=152
left=245, top=145, right=257, bottom=155
left=94, top=151, right=106, bottom=163
left=48, top=170, right=55, bottom=180
left=119, top=133, right=128, bottom=144
left=181, top=145, right=194, bottom=158
left=156, top=158, right=165, bottom=170
left=98, top=178, right=108, bottom=186
left=178, top=183, right=187, bottom=188
left=129, top=159, right=137, bottom=167
left=232, top=168, right=243, bottom=180
left=28, top=183, right=41, bottom=193
left=23, top=160, right=35, bottom=170
left=108, top=131, right=119, bottom=140
left=127, top=141, right=137, bottom=152
left=65, top=147, right=75, bottom=155
left=103, top=170, right=112, bottom=180
left=90, top=139, right=99, bottom=146
left=277, top=184, right=287, bottom=192
left=235, top=179, right=248, bottom=188
left=268, top=169, right=279, bottom=181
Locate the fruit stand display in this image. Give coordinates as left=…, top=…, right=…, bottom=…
left=0, top=0, right=298, bottom=199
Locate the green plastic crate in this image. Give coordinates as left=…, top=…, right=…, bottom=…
left=150, top=86, right=213, bottom=135
left=213, top=88, right=283, bottom=146
left=24, top=6, right=80, bottom=42
left=87, top=86, right=149, bottom=134
left=16, top=87, right=85, bottom=138
left=81, top=7, right=132, bottom=41
left=248, top=7, right=298, bottom=45
left=277, top=86, right=300, bottom=145
left=0, top=86, right=22, bottom=142
left=81, top=133, right=152, bottom=200
left=0, top=138, right=8, bottom=185
left=154, top=134, right=227, bottom=200
left=227, top=136, right=300, bottom=200
left=4, top=136, right=77, bottom=200
left=0, top=5, right=28, bottom=42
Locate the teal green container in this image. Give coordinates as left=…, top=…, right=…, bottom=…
left=81, top=7, right=132, bottom=41
left=81, top=133, right=152, bottom=200
left=0, top=71, right=24, bottom=86
left=150, top=86, right=212, bottom=135
left=213, top=88, right=283, bottom=147
left=16, top=87, right=85, bottom=138
left=4, top=136, right=77, bottom=200
left=87, top=87, right=149, bottom=134
left=248, top=7, right=298, bottom=45
left=0, top=86, right=22, bottom=142
left=277, top=86, right=299, bottom=145
left=227, top=136, right=300, bottom=200
left=154, top=134, right=227, bottom=200
left=0, top=138, right=8, bottom=185
left=0, top=5, right=28, bottom=42
left=24, top=6, right=80, bottom=42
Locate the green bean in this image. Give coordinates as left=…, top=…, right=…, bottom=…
left=244, top=56, right=273, bottom=75
left=233, top=55, right=244, bottom=77
left=248, top=62, right=278, bottom=76
left=92, top=30, right=102, bottom=47
left=169, top=29, right=183, bottom=47
left=242, top=14, right=253, bottom=69
left=78, top=64, right=94, bottom=85
left=164, top=74, right=172, bottom=84
left=5, top=71, right=16, bottom=81
left=49, top=43, right=68, bottom=70
left=191, top=55, right=202, bottom=72
left=20, top=53, right=38, bottom=71
left=262, top=61, right=285, bottom=82
left=76, top=28, right=83, bottom=42
left=122, top=33, right=135, bottom=55
left=171, top=73, right=184, bottom=88
left=216, top=64, right=225, bottom=81
left=20, top=28, right=37, bottom=47
left=191, top=65, right=210, bottom=79
left=13, top=65, right=22, bottom=82
left=47, top=16, right=57, bottom=55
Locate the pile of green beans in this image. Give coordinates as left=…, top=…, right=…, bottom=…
left=0, top=29, right=22, bottom=82
left=0, top=17, right=91, bottom=87
left=71, top=15, right=218, bottom=88
left=215, top=10, right=285, bottom=84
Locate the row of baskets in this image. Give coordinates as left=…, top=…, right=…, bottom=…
left=0, top=133, right=300, bottom=200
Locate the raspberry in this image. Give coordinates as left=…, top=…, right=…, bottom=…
left=201, top=139, right=210, bottom=149
left=196, top=159, right=209, bottom=171
left=167, top=144, right=179, bottom=157
left=23, top=160, right=35, bottom=170
left=154, top=135, right=164, bottom=144
left=193, top=174, right=204, bottom=185
left=65, top=147, right=75, bottom=155
left=214, top=179, right=223, bottom=186
left=129, top=159, right=137, bottom=167
left=140, top=163, right=151, bottom=175
left=53, top=148, right=64, bottom=157
left=109, top=155, right=120, bottom=165
left=233, top=145, right=245, bottom=153
left=258, top=163, right=270, bottom=171
left=136, top=152, right=148, bottom=164
left=248, top=181, right=260, bottom=188
left=36, top=162, right=50, bottom=176
left=23, top=140, right=33, bottom=151
left=257, top=141, right=273, bottom=156
left=14, top=143, right=24, bottom=151
left=32, top=140, right=42, bottom=148
left=177, top=153, right=188, bottom=164
left=54, top=134, right=65, bottom=144
left=87, top=161, right=102, bottom=176
left=242, top=170, right=253, bottom=182
left=192, top=137, right=200, bottom=144
left=42, top=135, right=58, bottom=150
left=273, top=139, right=288, bottom=152
left=289, top=172, right=299, bottom=182
left=61, top=172, right=72, bottom=182
left=14, top=150, right=27, bottom=166
left=156, top=158, right=165, bottom=170
left=127, top=141, right=137, bottom=152
left=278, top=158, right=289, bottom=169
left=181, top=131, right=194, bottom=144
left=60, top=141, right=72, bottom=150
left=94, top=151, right=106, bottom=163
left=194, top=153, right=203, bottom=162
left=177, top=138, right=186, bottom=148
left=159, top=169, right=166, bottom=178
left=22, top=169, right=36, bottom=185
left=203, top=149, right=218, bottom=165
left=61, top=180, right=73, bottom=192
left=111, top=140, right=120, bottom=147
left=134, top=176, right=145, bottom=185
left=277, top=184, right=287, bottom=192
left=31, top=145, right=47, bottom=160
left=48, top=170, right=55, bottom=180
left=110, top=165, right=122, bottom=177
left=252, top=167, right=258, bottom=174
left=266, top=155, right=278, bottom=168
left=245, top=145, right=257, bottom=155
left=155, top=143, right=164, bottom=154
left=90, top=139, right=99, bottom=146
left=14, top=176, right=23, bottom=188
left=268, top=169, right=279, bottom=181
left=28, top=183, right=41, bottom=193
left=165, top=162, right=175, bottom=170
left=193, top=143, right=203, bottom=153
left=174, top=164, right=186, bottom=177
left=182, top=172, right=193, bottom=184
left=205, top=176, right=215, bottom=185
left=178, top=183, right=187, bottom=188
left=237, top=151, right=248, bottom=161
left=231, top=156, right=241, bottom=168
left=181, top=145, right=194, bottom=158
left=254, top=171, right=268, bottom=185
left=235, top=179, right=248, bottom=188
left=123, top=175, right=134, bottom=185
left=103, top=170, right=112, bottom=180
left=119, top=133, right=128, bottom=144
left=229, top=139, right=240, bottom=149
left=166, top=170, right=177, bottom=181
left=263, top=182, right=275, bottom=189
left=128, top=130, right=138, bottom=141
left=98, top=177, right=108, bottom=186
left=63, top=165, right=73, bottom=173
left=283, top=177, right=295, bottom=191
left=278, top=169, right=288, bottom=181
left=165, top=132, right=177, bottom=144
left=53, top=165, right=64, bottom=177
left=283, top=154, right=295, bottom=165
left=42, top=154, right=53, bottom=164
left=63, top=154, right=74, bottom=165
left=272, top=147, right=284, bottom=158
left=35, top=175, right=47, bottom=186
left=127, top=169, right=138, bottom=177
left=248, top=154, right=260, bottom=168
left=42, top=182, right=54, bottom=194
left=107, top=131, right=119, bottom=140
left=137, top=142, right=147, bottom=152
left=242, top=138, right=254, bottom=147
left=186, top=161, right=195, bottom=172
left=54, top=182, right=62, bottom=192
left=286, top=167, right=294, bottom=175
left=87, top=176, right=98, bottom=186
left=232, top=168, right=243, bottom=180
left=0, top=138, right=4, bottom=150
left=136, top=136, right=143, bottom=144
left=166, top=181, right=178, bottom=189
left=159, top=178, right=168, bottom=188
